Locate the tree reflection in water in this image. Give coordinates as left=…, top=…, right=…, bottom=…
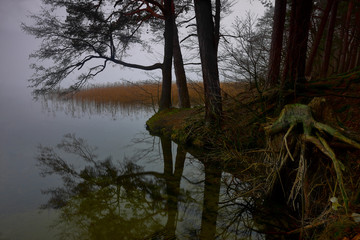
left=37, top=133, right=264, bottom=239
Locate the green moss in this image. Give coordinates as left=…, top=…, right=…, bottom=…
left=171, top=130, right=186, bottom=144
left=146, top=108, right=197, bottom=141
left=192, top=138, right=205, bottom=148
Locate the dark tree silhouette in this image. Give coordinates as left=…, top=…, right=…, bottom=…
left=36, top=133, right=190, bottom=239
left=194, top=0, right=222, bottom=125
left=23, top=0, right=183, bottom=110
left=321, top=0, right=339, bottom=77
left=282, top=0, right=313, bottom=89
left=22, top=1, right=163, bottom=95
left=173, top=20, right=191, bottom=108
left=267, top=0, right=286, bottom=87
left=305, top=0, right=334, bottom=77
left=158, top=0, right=174, bottom=110
left=130, top=0, right=192, bottom=109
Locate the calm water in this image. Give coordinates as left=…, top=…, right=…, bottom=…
left=0, top=92, right=264, bottom=239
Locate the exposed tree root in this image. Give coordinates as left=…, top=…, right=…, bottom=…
left=264, top=99, right=360, bottom=214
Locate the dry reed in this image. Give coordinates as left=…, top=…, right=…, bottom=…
left=71, top=81, right=249, bottom=108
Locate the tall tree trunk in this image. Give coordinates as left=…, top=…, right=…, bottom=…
left=321, top=0, right=339, bottom=77
left=305, top=0, right=334, bottom=77
left=355, top=11, right=360, bottom=68
left=347, top=8, right=360, bottom=71
left=214, top=0, right=221, bottom=52
left=267, top=0, right=287, bottom=87
left=281, top=0, right=296, bottom=85
left=173, top=20, right=191, bottom=108
left=283, top=0, right=313, bottom=90
left=338, top=0, right=354, bottom=73
left=194, top=0, right=222, bottom=125
left=343, top=3, right=357, bottom=72
left=159, top=0, right=174, bottom=110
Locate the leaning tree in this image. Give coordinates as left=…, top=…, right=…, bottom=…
left=128, top=0, right=192, bottom=108
left=23, top=0, right=178, bottom=109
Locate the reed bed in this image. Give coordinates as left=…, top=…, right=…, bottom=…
left=71, top=81, right=249, bottom=108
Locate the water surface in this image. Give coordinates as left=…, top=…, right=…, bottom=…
left=0, top=91, right=154, bottom=239
left=0, top=93, right=265, bottom=239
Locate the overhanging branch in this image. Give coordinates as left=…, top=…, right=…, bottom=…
left=110, top=57, right=163, bottom=70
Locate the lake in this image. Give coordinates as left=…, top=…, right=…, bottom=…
left=0, top=91, right=264, bottom=239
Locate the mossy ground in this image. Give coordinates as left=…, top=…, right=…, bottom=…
left=146, top=107, right=208, bottom=148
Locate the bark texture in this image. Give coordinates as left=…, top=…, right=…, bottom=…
left=194, top=0, right=222, bottom=124
left=282, top=0, right=313, bottom=88
left=321, top=0, right=339, bottom=77
left=159, top=0, right=174, bottom=110
left=306, top=0, right=334, bottom=77
left=338, top=0, right=354, bottom=73
left=173, top=21, right=191, bottom=108
left=267, top=0, right=287, bottom=87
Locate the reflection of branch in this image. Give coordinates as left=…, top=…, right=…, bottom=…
left=57, top=133, right=98, bottom=164
left=142, top=227, right=176, bottom=240
left=116, top=171, right=164, bottom=183
left=181, top=175, right=204, bottom=185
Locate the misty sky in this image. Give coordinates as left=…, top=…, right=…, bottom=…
left=0, top=0, right=269, bottom=100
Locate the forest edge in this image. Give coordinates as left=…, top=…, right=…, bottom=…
left=146, top=70, right=360, bottom=239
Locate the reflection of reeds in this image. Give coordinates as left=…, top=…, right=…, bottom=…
left=71, top=81, right=248, bottom=108
left=41, top=81, right=250, bottom=118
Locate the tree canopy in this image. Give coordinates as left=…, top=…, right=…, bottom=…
left=23, top=0, right=360, bottom=121
left=22, top=0, right=163, bottom=95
